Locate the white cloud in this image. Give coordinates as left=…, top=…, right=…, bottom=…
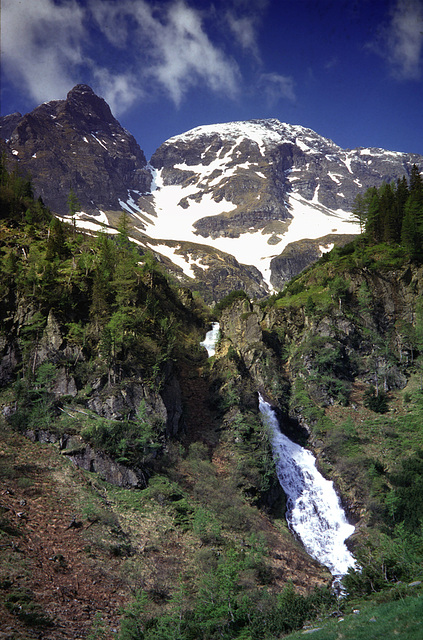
left=1, top=0, right=244, bottom=113
left=131, top=0, right=241, bottom=104
left=259, top=72, right=296, bottom=104
left=373, top=0, right=423, bottom=80
left=226, top=13, right=260, bottom=57
left=1, top=0, right=86, bottom=103
left=92, top=69, right=144, bottom=115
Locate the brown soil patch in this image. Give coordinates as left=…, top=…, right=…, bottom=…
left=0, top=426, right=129, bottom=639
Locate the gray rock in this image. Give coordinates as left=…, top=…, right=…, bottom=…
left=62, top=438, right=144, bottom=488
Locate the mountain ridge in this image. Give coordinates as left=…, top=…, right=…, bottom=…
left=1, top=85, right=422, bottom=300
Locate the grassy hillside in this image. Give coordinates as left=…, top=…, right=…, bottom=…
left=0, top=162, right=334, bottom=639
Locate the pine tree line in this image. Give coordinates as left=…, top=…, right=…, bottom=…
left=352, top=164, right=423, bottom=256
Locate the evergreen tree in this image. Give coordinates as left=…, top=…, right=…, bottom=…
left=67, top=188, right=80, bottom=217
left=401, top=167, right=423, bottom=257
left=364, top=187, right=382, bottom=242
left=351, top=193, right=367, bottom=233
left=46, top=216, right=67, bottom=260
left=380, top=183, right=396, bottom=243
left=394, top=176, right=409, bottom=241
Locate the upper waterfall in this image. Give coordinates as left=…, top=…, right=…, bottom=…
left=259, top=395, right=356, bottom=577
left=200, top=322, right=220, bottom=357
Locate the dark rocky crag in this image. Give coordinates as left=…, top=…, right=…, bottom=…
left=0, top=85, right=151, bottom=215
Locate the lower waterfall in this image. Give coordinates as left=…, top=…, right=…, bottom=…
left=259, top=395, right=356, bottom=578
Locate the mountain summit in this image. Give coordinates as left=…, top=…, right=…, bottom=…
left=1, top=86, right=422, bottom=299
left=0, top=84, right=151, bottom=216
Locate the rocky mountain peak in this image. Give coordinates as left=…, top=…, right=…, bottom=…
left=0, top=85, right=151, bottom=215
left=64, top=83, right=116, bottom=129
left=2, top=89, right=422, bottom=302
left=0, top=112, right=23, bottom=141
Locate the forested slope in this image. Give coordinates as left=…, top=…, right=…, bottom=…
left=0, top=160, right=334, bottom=639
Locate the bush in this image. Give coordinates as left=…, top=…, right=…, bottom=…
left=364, top=386, right=389, bottom=413
left=214, top=290, right=249, bottom=314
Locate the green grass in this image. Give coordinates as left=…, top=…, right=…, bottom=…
left=274, top=283, right=331, bottom=311
left=283, top=592, right=423, bottom=640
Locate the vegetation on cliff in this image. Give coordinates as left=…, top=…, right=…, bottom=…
left=248, top=173, right=423, bottom=600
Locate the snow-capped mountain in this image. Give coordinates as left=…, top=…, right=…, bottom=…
left=132, top=119, right=422, bottom=293
left=1, top=87, right=422, bottom=301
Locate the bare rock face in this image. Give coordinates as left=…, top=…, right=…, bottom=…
left=64, top=440, right=144, bottom=488
left=270, top=234, right=358, bottom=289
left=0, top=85, right=152, bottom=215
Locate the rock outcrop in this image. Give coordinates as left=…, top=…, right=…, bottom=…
left=270, top=234, right=358, bottom=289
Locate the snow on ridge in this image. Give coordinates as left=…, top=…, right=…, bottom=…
left=163, top=119, right=417, bottom=163
left=164, top=119, right=341, bottom=156
left=358, top=147, right=408, bottom=157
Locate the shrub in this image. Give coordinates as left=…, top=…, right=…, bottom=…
left=364, top=385, right=389, bottom=413
left=214, top=290, right=249, bottom=314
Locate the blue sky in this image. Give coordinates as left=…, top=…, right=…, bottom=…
left=1, top=0, right=423, bottom=159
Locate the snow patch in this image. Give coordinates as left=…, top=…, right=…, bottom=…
left=319, top=243, right=334, bottom=254
left=328, top=172, right=342, bottom=184
left=97, top=210, right=109, bottom=225
left=91, top=134, right=108, bottom=150
left=139, top=165, right=360, bottom=289
left=342, top=155, right=354, bottom=174
left=150, top=244, right=208, bottom=279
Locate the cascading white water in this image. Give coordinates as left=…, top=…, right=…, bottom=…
left=200, top=322, right=220, bottom=357
left=259, top=395, right=356, bottom=578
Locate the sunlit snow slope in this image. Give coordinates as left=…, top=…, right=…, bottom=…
left=61, top=117, right=420, bottom=297
left=128, top=119, right=419, bottom=291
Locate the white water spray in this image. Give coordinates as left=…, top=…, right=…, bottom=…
left=259, top=395, right=356, bottom=577
left=200, top=322, right=220, bottom=357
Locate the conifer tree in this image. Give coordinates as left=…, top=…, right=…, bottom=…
left=380, top=183, right=396, bottom=243
left=364, top=187, right=382, bottom=242
left=394, top=177, right=409, bottom=241
left=401, top=165, right=423, bottom=257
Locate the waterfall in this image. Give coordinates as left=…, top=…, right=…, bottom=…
left=200, top=322, right=220, bottom=357
left=259, top=395, right=356, bottom=578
